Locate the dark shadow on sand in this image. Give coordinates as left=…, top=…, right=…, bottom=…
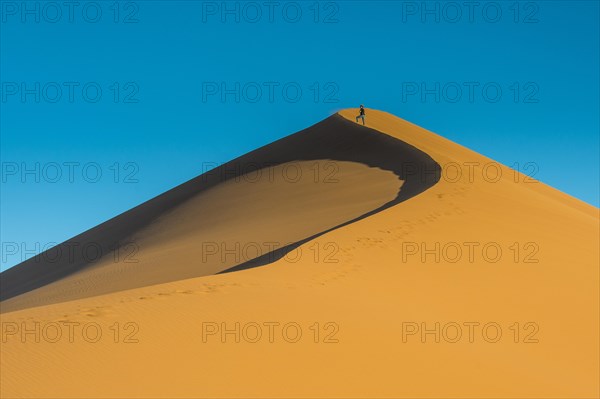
left=0, top=114, right=440, bottom=307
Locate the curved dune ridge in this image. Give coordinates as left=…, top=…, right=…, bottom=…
left=1, top=109, right=598, bottom=398
left=0, top=113, right=441, bottom=313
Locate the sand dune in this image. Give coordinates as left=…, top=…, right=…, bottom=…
left=1, top=114, right=439, bottom=312
left=1, top=109, right=598, bottom=398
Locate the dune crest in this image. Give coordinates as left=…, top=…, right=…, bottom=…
left=1, top=114, right=440, bottom=312
left=1, top=109, right=597, bottom=398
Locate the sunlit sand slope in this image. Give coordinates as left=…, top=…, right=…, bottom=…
left=1, top=109, right=597, bottom=398
left=1, top=114, right=440, bottom=312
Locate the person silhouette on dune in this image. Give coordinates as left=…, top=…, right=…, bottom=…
left=356, top=105, right=366, bottom=125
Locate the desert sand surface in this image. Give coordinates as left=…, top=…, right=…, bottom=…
left=1, top=113, right=439, bottom=312
left=1, top=109, right=598, bottom=398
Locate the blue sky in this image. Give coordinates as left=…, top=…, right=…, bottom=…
left=1, top=0, right=599, bottom=271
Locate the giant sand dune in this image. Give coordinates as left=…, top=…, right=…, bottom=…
left=1, top=109, right=598, bottom=398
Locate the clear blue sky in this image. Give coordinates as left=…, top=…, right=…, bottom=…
left=1, top=0, right=598, bottom=271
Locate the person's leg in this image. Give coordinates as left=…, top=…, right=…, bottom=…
left=361, top=116, right=365, bottom=125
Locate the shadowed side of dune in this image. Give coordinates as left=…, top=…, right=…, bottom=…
left=0, top=113, right=440, bottom=311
